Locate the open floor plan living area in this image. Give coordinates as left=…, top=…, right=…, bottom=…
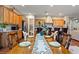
left=0, top=5, right=79, bottom=54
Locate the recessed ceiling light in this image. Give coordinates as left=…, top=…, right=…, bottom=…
left=44, top=11, right=49, bottom=16
left=72, top=5, right=76, bottom=7
left=50, top=5, right=53, bottom=7
left=45, top=12, right=49, bottom=15
left=21, top=5, right=25, bottom=6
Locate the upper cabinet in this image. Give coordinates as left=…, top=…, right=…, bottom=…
left=53, top=18, right=65, bottom=27
left=9, top=9, right=14, bottom=24
left=13, top=12, right=17, bottom=24
left=0, top=6, right=22, bottom=29
left=3, top=7, right=10, bottom=24
left=0, top=6, right=4, bottom=23
left=18, top=15, right=22, bottom=28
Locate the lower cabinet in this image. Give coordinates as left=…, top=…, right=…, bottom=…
left=17, top=30, right=22, bottom=41
left=0, top=32, right=18, bottom=49
left=8, top=32, right=17, bottom=48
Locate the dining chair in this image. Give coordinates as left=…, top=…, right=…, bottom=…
left=69, top=39, right=79, bottom=54
left=61, top=34, right=72, bottom=49
left=55, top=31, right=58, bottom=40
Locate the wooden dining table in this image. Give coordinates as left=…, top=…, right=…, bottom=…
left=6, top=34, right=70, bottom=54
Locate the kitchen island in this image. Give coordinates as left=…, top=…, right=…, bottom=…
left=0, top=30, right=22, bottom=53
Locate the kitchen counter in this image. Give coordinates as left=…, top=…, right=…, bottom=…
left=0, top=30, right=22, bottom=50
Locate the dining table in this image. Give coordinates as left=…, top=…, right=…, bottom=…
left=7, top=33, right=70, bottom=54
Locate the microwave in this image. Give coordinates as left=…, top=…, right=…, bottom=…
left=11, top=25, right=18, bottom=30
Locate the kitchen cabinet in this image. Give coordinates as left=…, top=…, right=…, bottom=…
left=17, top=15, right=22, bottom=39
left=18, top=15, right=22, bottom=28
left=9, top=9, right=14, bottom=24
left=0, top=6, right=23, bottom=27
left=53, top=18, right=65, bottom=27
left=17, top=30, right=22, bottom=40
left=13, top=13, right=16, bottom=24
left=0, top=31, right=17, bottom=49
left=8, top=32, right=17, bottom=48
left=15, top=14, right=18, bottom=25
left=13, top=13, right=19, bottom=25
left=0, top=6, right=4, bottom=23
left=3, top=7, right=10, bottom=24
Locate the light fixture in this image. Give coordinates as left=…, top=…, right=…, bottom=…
left=26, top=13, right=34, bottom=19
left=45, top=16, right=52, bottom=23
left=45, top=12, right=49, bottom=15
left=45, top=12, right=52, bottom=23
left=58, top=12, right=63, bottom=16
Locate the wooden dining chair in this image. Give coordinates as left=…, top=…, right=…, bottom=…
left=69, top=39, right=79, bottom=54
left=61, top=34, right=72, bottom=49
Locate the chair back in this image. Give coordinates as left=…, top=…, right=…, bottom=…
left=62, top=34, right=72, bottom=49
left=53, top=31, right=58, bottom=41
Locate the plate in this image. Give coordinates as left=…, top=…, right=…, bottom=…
left=18, top=41, right=31, bottom=47
left=49, top=42, right=61, bottom=48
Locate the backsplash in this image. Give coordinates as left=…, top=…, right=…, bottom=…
left=0, top=24, right=18, bottom=32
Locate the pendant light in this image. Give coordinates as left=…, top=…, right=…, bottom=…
left=45, top=12, right=52, bottom=23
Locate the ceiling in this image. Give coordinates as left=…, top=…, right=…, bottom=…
left=11, top=5, right=79, bottom=18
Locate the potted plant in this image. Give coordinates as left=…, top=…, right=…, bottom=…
left=0, top=24, right=6, bottom=31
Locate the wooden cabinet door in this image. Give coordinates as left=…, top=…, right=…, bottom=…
left=13, top=13, right=16, bottom=24
left=18, top=16, right=22, bottom=28
left=9, top=10, right=14, bottom=24
left=16, top=14, right=18, bottom=25
left=14, top=13, right=19, bottom=25
left=53, top=18, right=65, bottom=27
left=17, top=30, right=22, bottom=40
left=0, top=6, right=4, bottom=23
left=3, top=7, right=10, bottom=24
